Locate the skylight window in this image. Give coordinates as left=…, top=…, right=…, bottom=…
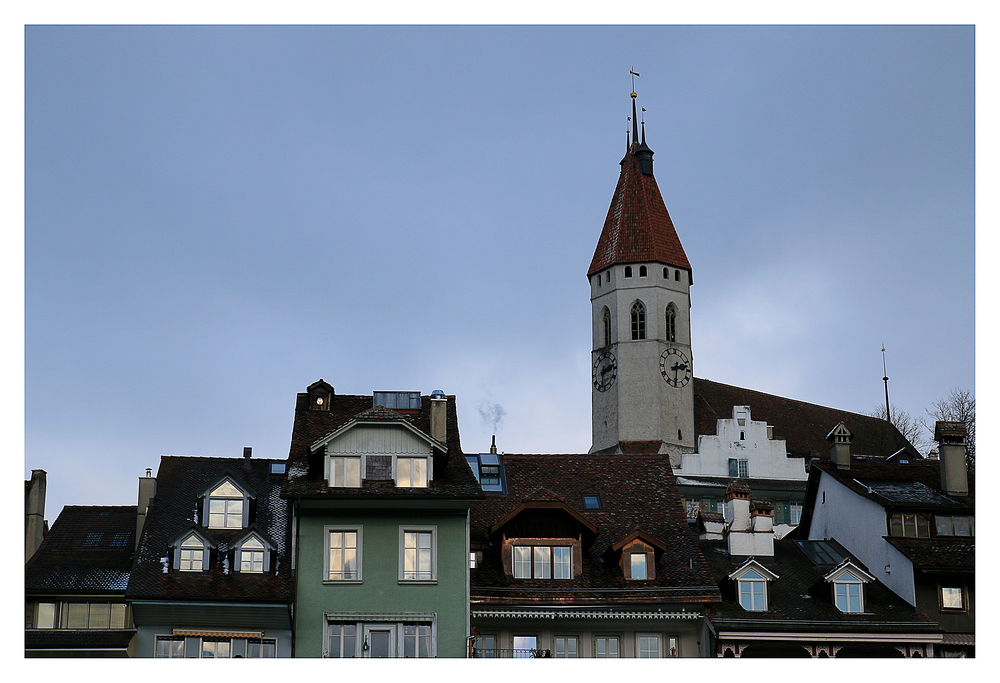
left=582, top=495, right=601, bottom=509
left=110, top=532, right=129, bottom=547
left=83, top=532, right=102, bottom=547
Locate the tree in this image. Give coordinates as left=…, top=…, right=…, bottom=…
left=866, top=404, right=929, bottom=455
left=922, top=388, right=975, bottom=470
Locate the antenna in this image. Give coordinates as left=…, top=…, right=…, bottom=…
left=881, top=345, right=891, bottom=422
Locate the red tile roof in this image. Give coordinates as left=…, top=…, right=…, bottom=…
left=588, top=143, right=691, bottom=276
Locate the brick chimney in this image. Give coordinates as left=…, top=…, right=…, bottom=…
left=430, top=390, right=447, bottom=444
left=725, top=481, right=752, bottom=533
left=136, top=468, right=157, bottom=550
left=826, top=422, right=852, bottom=470
left=934, top=421, right=968, bottom=496
left=25, top=469, right=47, bottom=563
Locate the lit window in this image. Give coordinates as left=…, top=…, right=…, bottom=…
left=473, top=635, right=496, bottom=658
left=201, top=638, right=231, bottom=658
left=595, top=636, right=619, bottom=658
left=240, top=535, right=265, bottom=573
left=207, top=480, right=245, bottom=528
left=940, top=583, right=966, bottom=611
left=631, top=553, right=648, bottom=580
left=327, top=528, right=360, bottom=581
left=512, top=635, right=537, bottom=658
left=179, top=534, right=205, bottom=571
left=739, top=569, right=767, bottom=611
left=665, top=304, right=676, bottom=342
left=554, top=636, right=578, bottom=658
left=631, top=301, right=646, bottom=340
left=889, top=513, right=931, bottom=538
left=403, top=624, right=433, bottom=657
left=330, top=456, right=361, bottom=488
left=638, top=634, right=660, bottom=658
left=512, top=544, right=574, bottom=579
left=247, top=639, right=276, bottom=658
left=397, top=457, right=428, bottom=487
left=155, top=636, right=185, bottom=658
left=327, top=623, right=357, bottom=658
left=401, top=528, right=436, bottom=581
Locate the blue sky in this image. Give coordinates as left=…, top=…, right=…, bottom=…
left=23, top=25, right=975, bottom=519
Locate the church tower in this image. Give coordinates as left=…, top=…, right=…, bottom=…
left=588, top=88, right=694, bottom=462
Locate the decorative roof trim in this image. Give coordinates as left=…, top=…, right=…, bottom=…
left=727, top=557, right=780, bottom=583
left=324, top=612, right=436, bottom=622
left=309, top=414, right=446, bottom=455
left=823, top=558, right=876, bottom=584
left=714, top=630, right=943, bottom=643
left=471, top=609, right=701, bottom=620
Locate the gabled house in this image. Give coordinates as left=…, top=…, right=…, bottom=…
left=281, top=381, right=484, bottom=657
left=469, top=452, right=721, bottom=658
left=699, top=482, right=940, bottom=657
left=799, top=421, right=974, bottom=657
left=125, top=450, right=294, bottom=657
left=25, top=505, right=138, bottom=657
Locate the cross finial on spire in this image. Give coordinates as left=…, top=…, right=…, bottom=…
left=629, top=69, right=640, bottom=145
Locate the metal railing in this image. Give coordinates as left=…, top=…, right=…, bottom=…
left=471, top=647, right=552, bottom=658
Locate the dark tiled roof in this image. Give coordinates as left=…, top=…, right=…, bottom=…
left=884, top=537, right=974, bottom=570
left=281, top=391, right=483, bottom=500
left=700, top=538, right=937, bottom=633
left=619, top=440, right=663, bottom=454
left=125, top=456, right=293, bottom=603
left=588, top=143, right=691, bottom=276
left=693, top=378, right=920, bottom=459
left=25, top=629, right=136, bottom=650
left=810, top=459, right=974, bottom=513
left=25, top=506, right=137, bottom=594
left=470, top=454, right=720, bottom=605
left=675, top=475, right=807, bottom=494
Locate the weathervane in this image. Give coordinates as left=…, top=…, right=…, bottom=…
left=881, top=345, right=891, bottom=421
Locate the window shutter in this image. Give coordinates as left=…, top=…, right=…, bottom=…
left=728, top=458, right=738, bottom=477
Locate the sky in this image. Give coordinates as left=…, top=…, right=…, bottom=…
left=22, top=24, right=976, bottom=521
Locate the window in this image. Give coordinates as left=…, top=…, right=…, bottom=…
left=512, top=635, right=537, bottom=658
left=889, top=513, right=931, bottom=538
left=728, top=458, right=749, bottom=478
left=663, top=267, right=669, bottom=279
left=330, top=456, right=361, bottom=488
left=936, top=515, right=973, bottom=537
left=940, top=582, right=966, bottom=611
left=554, top=636, right=578, bottom=658
left=326, top=527, right=361, bottom=581
left=630, top=552, right=648, bottom=580
left=46, top=602, right=127, bottom=629
left=675, top=270, right=681, bottom=282
left=239, top=535, right=265, bottom=573
left=328, top=623, right=358, bottom=658
left=403, top=624, right=432, bottom=657
left=665, top=304, right=676, bottom=342
left=602, top=307, right=611, bottom=347
left=400, top=527, right=436, bottom=581
left=630, top=301, right=646, bottom=340
left=480, top=465, right=501, bottom=488
left=110, top=532, right=129, bottom=547
left=638, top=634, right=660, bottom=658
left=512, top=544, right=573, bottom=579
left=397, top=456, right=428, bottom=487
left=201, top=638, right=231, bottom=658
left=83, top=532, right=102, bottom=547
left=270, top=462, right=286, bottom=475
left=738, top=569, right=768, bottom=611
left=473, top=635, right=496, bottom=658
left=179, top=534, right=206, bottom=571
left=835, top=579, right=863, bottom=613
left=790, top=502, right=802, bottom=526
left=34, top=603, right=57, bottom=629
left=624, top=266, right=633, bottom=278
left=373, top=391, right=421, bottom=410
left=638, top=265, right=647, bottom=277
left=595, top=636, right=619, bottom=658
left=247, top=639, right=277, bottom=658
left=155, top=636, right=185, bottom=658
left=828, top=568, right=870, bottom=613
left=582, top=494, right=601, bottom=509
left=684, top=498, right=701, bottom=521
left=207, top=480, right=245, bottom=529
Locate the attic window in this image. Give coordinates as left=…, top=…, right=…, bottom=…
left=373, top=391, right=421, bottom=410
left=935, top=515, right=973, bottom=537
left=238, top=535, right=266, bottom=573
left=738, top=569, right=768, bottom=611
left=207, top=480, right=246, bottom=529
left=111, top=532, right=129, bottom=547
left=179, top=534, right=206, bottom=571
left=888, top=512, right=930, bottom=538
left=833, top=571, right=865, bottom=613
left=582, top=495, right=601, bottom=509
left=630, top=553, right=648, bottom=579
left=513, top=545, right=573, bottom=579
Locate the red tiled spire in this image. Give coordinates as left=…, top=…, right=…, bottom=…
left=587, top=142, right=691, bottom=277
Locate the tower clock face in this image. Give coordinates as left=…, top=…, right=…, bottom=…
left=660, top=347, right=691, bottom=388
left=593, top=350, right=618, bottom=392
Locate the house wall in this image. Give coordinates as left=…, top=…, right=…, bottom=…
left=295, top=507, right=469, bottom=657
left=806, top=472, right=916, bottom=605
left=135, top=626, right=292, bottom=657
left=914, top=572, right=975, bottom=634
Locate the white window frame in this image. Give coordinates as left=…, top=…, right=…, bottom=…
left=324, top=525, right=362, bottom=583
left=595, top=635, right=619, bottom=658
left=205, top=478, right=249, bottom=529
left=554, top=635, right=578, bottom=658
left=834, top=576, right=865, bottom=613
left=323, top=613, right=437, bottom=658
left=179, top=533, right=207, bottom=572
left=630, top=552, right=649, bottom=580
left=739, top=575, right=767, bottom=611
left=326, top=622, right=360, bottom=658
left=402, top=623, right=433, bottom=658
left=512, top=543, right=574, bottom=580
left=940, top=582, right=966, bottom=611
left=329, top=455, right=362, bottom=488
left=396, top=456, right=429, bottom=488
left=399, top=526, right=437, bottom=582
left=637, top=633, right=660, bottom=658
left=239, top=534, right=266, bottom=573
left=155, top=635, right=186, bottom=658
left=199, top=637, right=232, bottom=658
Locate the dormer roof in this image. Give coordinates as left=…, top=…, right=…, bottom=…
left=610, top=529, right=668, bottom=554
left=308, top=406, right=447, bottom=455
left=727, top=557, right=780, bottom=583
left=489, top=487, right=598, bottom=542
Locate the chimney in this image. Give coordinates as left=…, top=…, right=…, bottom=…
left=934, top=421, right=968, bottom=496
left=724, top=481, right=752, bottom=532
left=244, top=446, right=252, bottom=472
left=136, top=468, right=157, bottom=551
left=430, top=390, right=447, bottom=444
left=25, top=469, right=47, bottom=563
left=724, top=483, right=774, bottom=559
left=490, top=435, right=497, bottom=455
left=826, top=422, right=852, bottom=469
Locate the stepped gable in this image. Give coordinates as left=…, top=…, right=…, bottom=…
left=470, top=454, right=719, bottom=605
left=588, top=142, right=691, bottom=277
left=125, top=456, right=293, bottom=602
left=693, top=377, right=921, bottom=459
left=25, top=506, right=137, bottom=593
left=281, top=391, right=482, bottom=500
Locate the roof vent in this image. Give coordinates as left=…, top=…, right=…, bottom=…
left=431, top=389, right=445, bottom=398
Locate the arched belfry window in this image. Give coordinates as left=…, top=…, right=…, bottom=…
left=631, top=301, right=646, bottom=340
left=602, top=307, right=611, bottom=347
left=624, top=266, right=633, bottom=278
left=639, top=265, right=647, bottom=277
left=665, top=304, right=677, bottom=343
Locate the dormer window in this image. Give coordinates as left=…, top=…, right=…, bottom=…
left=169, top=529, right=214, bottom=573
left=238, top=535, right=266, bottom=573
left=512, top=544, right=573, bottom=579
left=613, top=531, right=665, bottom=581
left=729, top=560, right=779, bottom=612
left=208, top=481, right=245, bottom=528
left=330, top=456, right=362, bottom=488
left=824, top=561, right=875, bottom=614
left=397, top=456, right=428, bottom=488
left=630, top=552, right=648, bottom=579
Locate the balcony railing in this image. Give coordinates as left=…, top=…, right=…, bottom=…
left=471, top=648, right=552, bottom=658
